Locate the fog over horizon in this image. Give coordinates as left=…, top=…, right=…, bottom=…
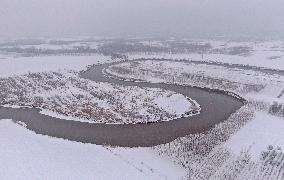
left=1, top=0, right=284, bottom=40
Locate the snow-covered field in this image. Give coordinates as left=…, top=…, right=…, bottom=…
left=128, top=52, right=284, bottom=71
left=106, top=57, right=284, bottom=179
left=1, top=38, right=284, bottom=179
left=127, top=40, right=284, bottom=71
left=0, top=55, right=111, bottom=77
left=0, top=119, right=185, bottom=180
left=225, top=112, right=284, bottom=159
left=152, top=108, right=284, bottom=179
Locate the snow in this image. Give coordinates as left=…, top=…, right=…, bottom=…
left=39, top=109, right=93, bottom=123
left=132, top=60, right=283, bottom=85
left=1, top=38, right=284, bottom=179
left=106, top=58, right=284, bottom=175
left=110, top=148, right=186, bottom=180
left=128, top=52, right=284, bottom=71
left=1, top=68, right=197, bottom=124
left=0, top=119, right=185, bottom=180
left=107, top=60, right=284, bottom=110
left=224, top=112, right=284, bottom=159
left=0, top=53, right=189, bottom=179
left=127, top=40, right=284, bottom=71
left=245, top=93, right=284, bottom=105
left=0, top=55, right=110, bottom=77
left=154, top=94, right=193, bottom=115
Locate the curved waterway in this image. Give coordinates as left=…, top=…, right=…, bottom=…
left=0, top=60, right=245, bottom=147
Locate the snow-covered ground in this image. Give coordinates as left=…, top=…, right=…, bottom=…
left=1, top=38, right=284, bottom=179
left=189, top=111, right=284, bottom=179
left=128, top=52, right=284, bottom=71
left=0, top=119, right=185, bottom=180
left=128, top=40, right=284, bottom=71
left=152, top=108, right=284, bottom=179
left=0, top=55, right=111, bottom=77
left=225, top=112, right=284, bottom=159
left=106, top=58, right=284, bottom=179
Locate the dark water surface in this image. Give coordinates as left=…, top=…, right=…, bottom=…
left=0, top=60, right=245, bottom=147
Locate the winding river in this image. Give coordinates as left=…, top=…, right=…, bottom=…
left=0, top=60, right=245, bottom=147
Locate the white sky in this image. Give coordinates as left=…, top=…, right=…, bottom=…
left=0, top=0, right=284, bottom=39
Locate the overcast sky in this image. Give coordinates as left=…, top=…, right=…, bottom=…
left=1, top=0, right=284, bottom=39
